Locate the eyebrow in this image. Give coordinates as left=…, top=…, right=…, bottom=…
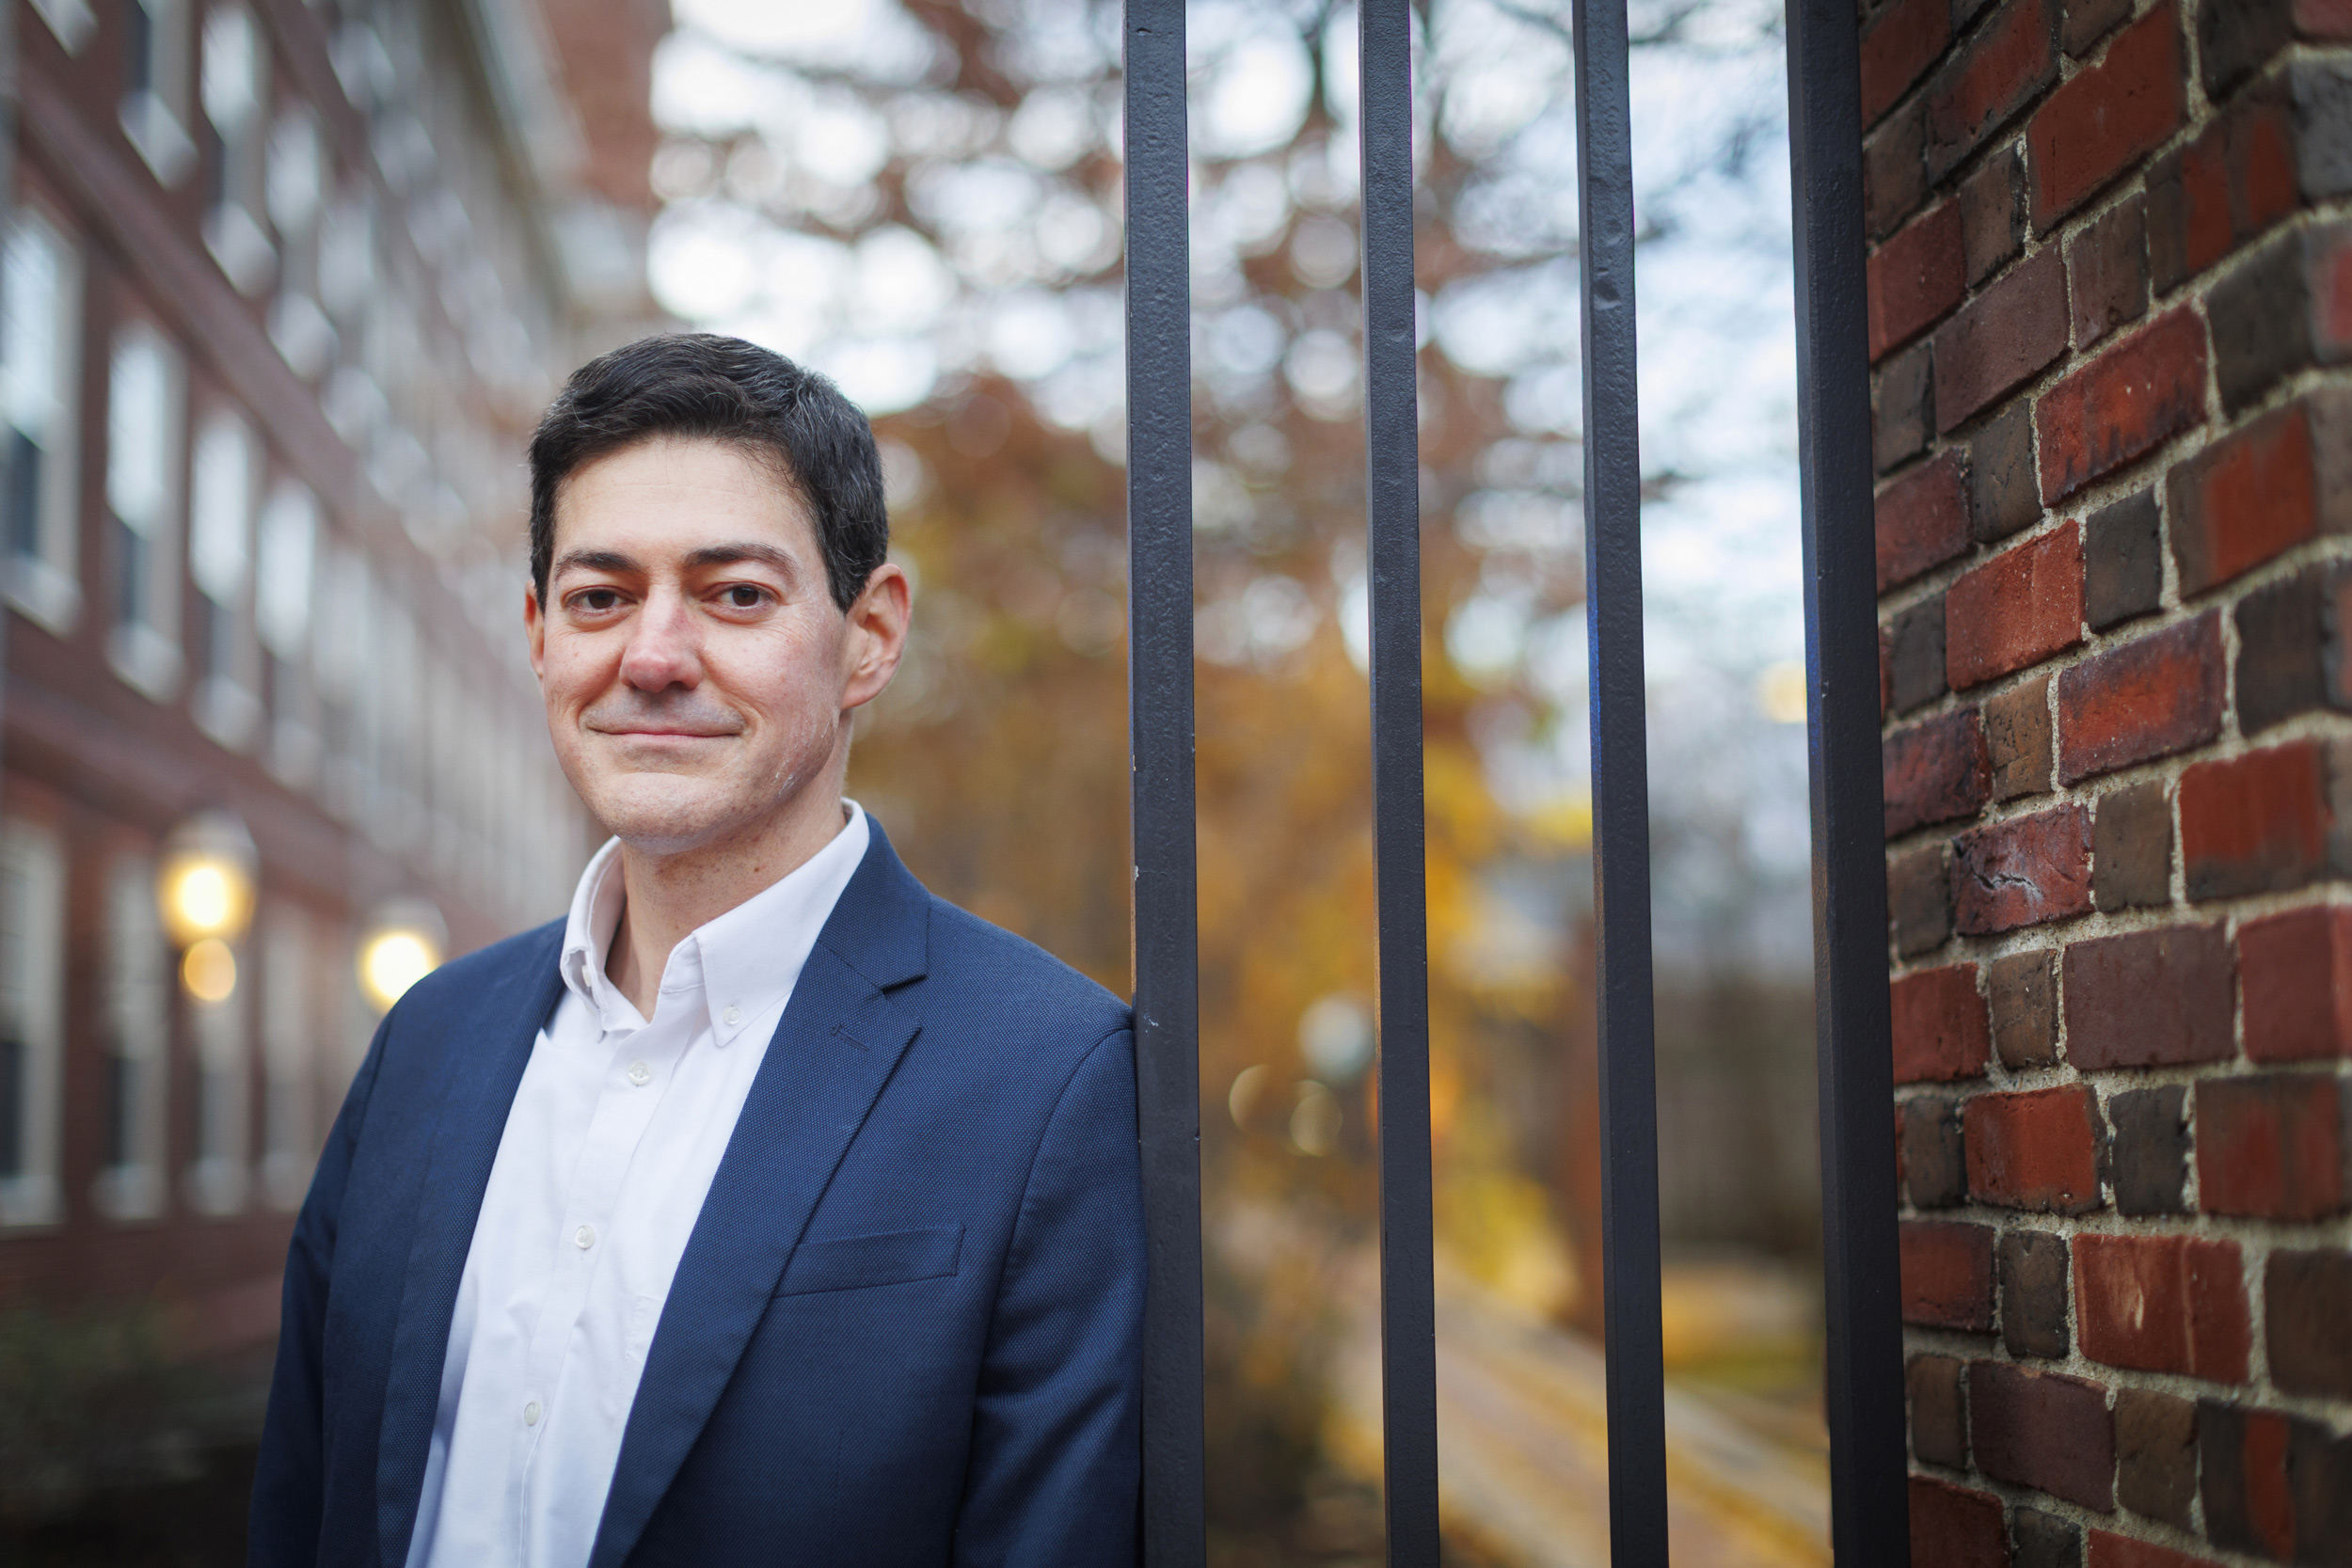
left=550, top=542, right=801, bottom=578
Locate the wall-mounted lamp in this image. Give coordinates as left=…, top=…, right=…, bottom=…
left=157, top=813, right=258, bottom=1001
left=358, top=899, right=446, bottom=1014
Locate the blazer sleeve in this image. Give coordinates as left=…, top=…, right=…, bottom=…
left=246, top=1014, right=391, bottom=1568
left=953, top=1024, right=1146, bottom=1568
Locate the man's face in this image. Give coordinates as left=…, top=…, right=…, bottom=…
left=526, top=436, right=906, bottom=857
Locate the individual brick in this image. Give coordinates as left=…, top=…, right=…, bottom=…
left=1965, top=1084, right=2104, bottom=1212
left=1901, top=1219, right=1997, bottom=1330
left=2198, top=1402, right=2298, bottom=1562
left=2066, top=194, right=2149, bottom=351
left=1867, top=100, right=1931, bottom=241
left=1889, top=594, right=1948, bottom=713
left=1905, top=1095, right=1968, bottom=1208
left=1970, top=1359, right=2117, bottom=1511
left=2196, top=1072, right=2346, bottom=1220
left=1969, top=399, right=2042, bottom=543
left=2238, top=905, right=2352, bottom=1061
left=2085, top=1529, right=2220, bottom=1568
left=1946, top=523, right=2084, bottom=689
left=1936, top=248, right=2070, bottom=434
left=1959, top=143, right=2026, bottom=287
left=2146, top=88, right=2300, bottom=290
left=2304, top=217, right=2352, bottom=364
left=2201, top=0, right=2352, bottom=100
left=1999, top=1227, right=2072, bottom=1358
left=2062, top=925, right=2233, bottom=1069
left=2035, top=308, right=2208, bottom=504
left=1862, top=0, right=1950, bottom=125
left=2266, top=1248, right=2352, bottom=1399
left=2169, top=399, right=2327, bottom=597
left=2091, top=780, right=2170, bottom=911
left=2026, top=5, right=2186, bottom=226
left=2060, top=0, right=2131, bottom=56
left=2074, top=1234, right=2250, bottom=1381
left=2295, top=58, right=2352, bottom=200
left=2107, top=1084, right=2190, bottom=1216
left=2055, top=612, right=2225, bottom=785
left=2178, top=739, right=2328, bottom=900
left=1910, top=1475, right=2009, bottom=1568
left=2333, top=737, right=2352, bottom=875
left=1890, top=840, right=1955, bottom=957
left=1876, top=341, right=1935, bottom=472
left=1953, top=803, right=2093, bottom=933
left=1927, top=0, right=2060, bottom=182
left=2209, top=228, right=2312, bottom=415
left=1886, top=709, right=1992, bottom=837
left=2010, top=1507, right=2081, bottom=1568
left=1986, top=675, right=2052, bottom=800
left=2283, top=1418, right=2352, bottom=1567
left=1909, top=1354, right=1969, bottom=1468
left=1988, top=949, right=2058, bottom=1067
left=1870, top=203, right=1967, bottom=362
left=1877, top=449, right=1971, bottom=590
left=2114, top=1386, right=2198, bottom=1528
left=1892, top=963, right=1991, bottom=1082
left=2233, top=562, right=2349, bottom=736
left=2082, top=489, right=2161, bottom=632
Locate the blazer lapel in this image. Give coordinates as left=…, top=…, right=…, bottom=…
left=373, top=928, right=566, bottom=1568
left=587, top=828, right=931, bottom=1568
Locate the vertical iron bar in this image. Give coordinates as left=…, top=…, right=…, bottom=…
left=1358, top=5, right=1439, bottom=1564
left=1783, top=0, right=1911, bottom=1559
left=1123, top=4, right=1205, bottom=1563
left=1570, top=0, right=1669, bottom=1560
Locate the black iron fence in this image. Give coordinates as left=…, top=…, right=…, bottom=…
left=1121, top=0, right=1909, bottom=1561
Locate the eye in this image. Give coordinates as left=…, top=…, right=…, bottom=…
left=572, top=587, right=624, bottom=613
left=721, top=584, right=769, bottom=610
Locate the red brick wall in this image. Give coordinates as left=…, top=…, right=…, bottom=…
left=1869, top=0, right=2352, bottom=1560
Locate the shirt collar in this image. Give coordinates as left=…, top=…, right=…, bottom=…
left=557, top=802, right=873, bottom=1046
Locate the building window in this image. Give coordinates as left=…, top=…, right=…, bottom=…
left=30, top=0, right=98, bottom=53
left=105, top=322, right=185, bottom=702
left=199, top=2, right=274, bottom=294
left=95, top=856, right=169, bottom=1223
left=189, top=409, right=261, bottom=749
left=257, top=480, right=319, bottom=784
left=265, top=109, right=336, bottom=379
left=314, top=543, right=368, bottom=819
left=121, top=0, right=198, bottom=186
left=2, top=206, right=86, bottom=635
left=259, top=904, right=314, bottom=1211
left=0, top=819, right=67, bottom=1228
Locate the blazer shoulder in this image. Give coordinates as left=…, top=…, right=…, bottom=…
left=921, top=896, right=1130, bottom=1042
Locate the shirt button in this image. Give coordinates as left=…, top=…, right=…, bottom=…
left=722, top=1005, right=741, bottom=1027
left=628, top=1060, right=651, bottom=1086
left=574, top=1225, right=596, bottom=1249
left=523, top=1401, right=542, bottom=1427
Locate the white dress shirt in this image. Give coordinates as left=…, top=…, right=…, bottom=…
left=405, top=804, right=871, bottom=1568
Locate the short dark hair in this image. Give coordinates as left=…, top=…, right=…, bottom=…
left=527, top=334, right=888, bottom=610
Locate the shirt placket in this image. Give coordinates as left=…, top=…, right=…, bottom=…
left=508, top=1005, right=688, bottom=1565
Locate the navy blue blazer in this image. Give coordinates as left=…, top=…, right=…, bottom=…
left=249, top=823, right=1145, bottom=1567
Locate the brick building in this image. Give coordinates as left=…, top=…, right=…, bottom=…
left=0, top=0, right=663, bottom=1361
left=1868, top=0, right=2352, bottom=1560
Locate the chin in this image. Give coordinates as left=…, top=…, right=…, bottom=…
left=581, top=775, right=755, bottom=856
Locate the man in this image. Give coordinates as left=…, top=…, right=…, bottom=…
left=249, top=336, right=1146, bottom=1567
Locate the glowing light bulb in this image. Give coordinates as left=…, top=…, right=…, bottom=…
left=183, top=937, right=238, bottom=1003
left=359, top=930, right=438, bottom=1012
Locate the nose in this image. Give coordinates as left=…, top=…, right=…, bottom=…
left=618, top=586, right=703, bottom=691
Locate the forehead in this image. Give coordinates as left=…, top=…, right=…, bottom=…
left=552, top=436, right=819, bottom=561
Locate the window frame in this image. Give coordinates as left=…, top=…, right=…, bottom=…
left=94, top=854, right=170, bottom=1224
left=0, top=818, right=68, bottom=1229
left=104, top=319, right=187, bottom=704
left=2, top=202, right=87, bottom=636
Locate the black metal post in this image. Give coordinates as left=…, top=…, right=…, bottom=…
left=1123, top=4, right=1206, bottom=1563
left=1570, top=0, right=1669, bottom=1561
left=1357, top=4, right=1440, bottom=1563
left=1784, top=0, right=1911, bottom=1559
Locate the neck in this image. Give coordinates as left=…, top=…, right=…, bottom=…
left=604, top=777, right=850, bottom=1018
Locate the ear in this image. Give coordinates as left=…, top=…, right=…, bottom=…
left=524, top=583, right=547, bottom=683
left=839, top=562, right=912, bottom=713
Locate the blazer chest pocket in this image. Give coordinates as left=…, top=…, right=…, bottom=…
left=776, top=1224, right=964, bottom=1297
